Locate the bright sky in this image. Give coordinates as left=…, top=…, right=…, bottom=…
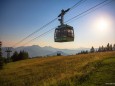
left=0, top=0, right=115, bottom=49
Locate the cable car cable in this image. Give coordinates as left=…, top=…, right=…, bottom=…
left=11, top=0, right=85, bottom=48
left=67, top=0, right=114, bottom=24
left=21, top=0, right=112, bottom=45
left=22, top=28, right=55, bottom=46
left=69, top=0, right=86, bottom=11
left=65, top=0, right=109, bottom=23
left=12, top=17, right=58, bottom=47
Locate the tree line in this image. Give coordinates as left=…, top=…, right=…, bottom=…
left=78, top=43, right=115, bottom=54
left=11, top=51, right=29, bottom=62
left=0, top=50, right=29, bottom=69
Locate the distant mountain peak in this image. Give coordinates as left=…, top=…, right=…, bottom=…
left=32, top=45, right=39, bottom=47
left=32, top=45, right=40, bottom=47
left=43, top=46, right=53, bottom=48
left=2, top=45, right=90, bottom=57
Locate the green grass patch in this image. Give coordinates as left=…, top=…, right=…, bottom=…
left=77, top=57, right=115, bottom=86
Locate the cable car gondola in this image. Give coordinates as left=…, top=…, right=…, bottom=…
left=54, top=9, right=74, bottom=42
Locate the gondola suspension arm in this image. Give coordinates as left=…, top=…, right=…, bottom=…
left=58, top=8, right=70, bottom=25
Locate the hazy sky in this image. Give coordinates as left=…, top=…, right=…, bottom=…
left=0, top=0, right=115, bottom=49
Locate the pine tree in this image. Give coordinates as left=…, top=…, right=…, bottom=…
left=103, top=47, right=107, bottom=52
left=113, top=44, right=115, bottom=51
left=11, top=51, right=19, bottom=61
left=85, top=50, right=88, bottom=54
left=101, top=45, right=104, bottom=52
left=0, top=57, right=3, bottom=69
left=109, top=44, right=113, bottom=51
left=90, top=46, right=95, bottom=53
left=0, top=42, right=3, bottom=69
left=107, top=43, right=110, bottom=51
left=98, top=46, right=101, bottom=52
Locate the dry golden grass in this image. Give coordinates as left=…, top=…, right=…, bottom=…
left=0, top=51, right=115, bottom=86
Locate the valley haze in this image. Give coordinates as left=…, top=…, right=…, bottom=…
left=2, top=45, right=90, bottom=57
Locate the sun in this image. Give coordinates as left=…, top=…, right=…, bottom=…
left=94, top=16, right=111, bottom=31
left=92, top=15, right=112, bottom=34
left=96, top=18, right=109, bottom=31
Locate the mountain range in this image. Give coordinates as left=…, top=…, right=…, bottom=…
left=2, top=45, right=90, bottom=57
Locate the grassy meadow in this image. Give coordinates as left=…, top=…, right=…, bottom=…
left=0, top=51, right=115, bottom=86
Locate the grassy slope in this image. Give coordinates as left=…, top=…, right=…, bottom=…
left=79, top=56, right=115, bottom=86
left=0, top=51, right=115, bottom=86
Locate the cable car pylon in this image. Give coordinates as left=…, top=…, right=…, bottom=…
left=5, top=47, right=12, bottom=62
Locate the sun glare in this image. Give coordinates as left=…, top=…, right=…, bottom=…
left=92, top=15, right=113, bottom=34
left=95, top=17, right=111, bottom=31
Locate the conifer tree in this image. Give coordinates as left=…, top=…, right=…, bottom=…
left=98, top=46, right=101, bottom=52
left=113, top=44, right=115, bottom=51
left=109, top=44, right=113, bottom=51
left=0, top=57, right=3, bottom=69
left=11, top=51, right=19, bottom=61
left=0, top=42, right=3, bottom=69
left=107, top=43, right=110, bottom=51
left=101, top=45, right=104, bottom=52
left=90, top=46, right=95, bottom=53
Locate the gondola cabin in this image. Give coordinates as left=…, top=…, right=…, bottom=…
left=54, top=9, right=74, bottom=42
left=54, top=24, right=74, bottom=42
